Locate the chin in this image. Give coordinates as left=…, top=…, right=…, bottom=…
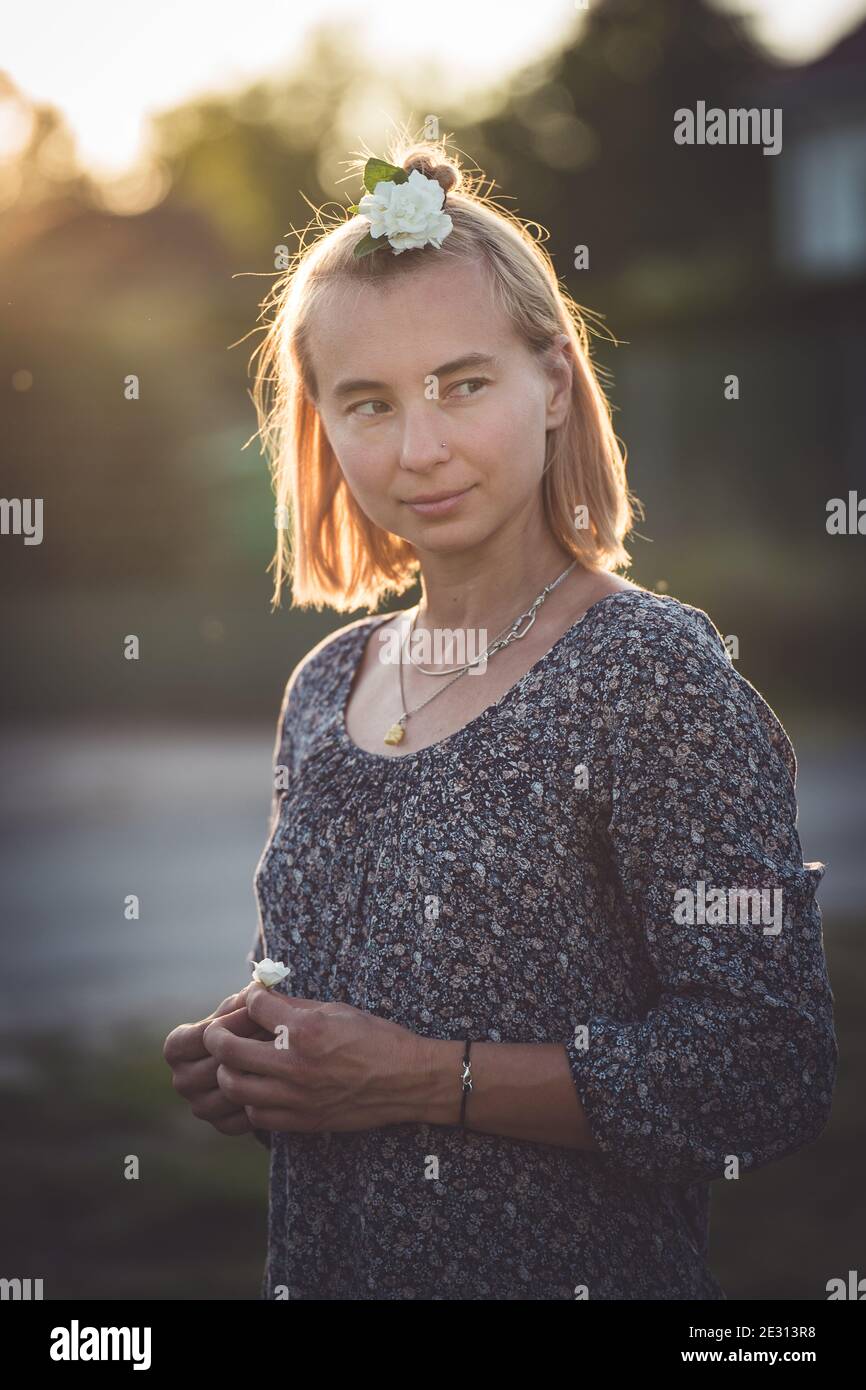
left=404, top=523, right=483, bottom=553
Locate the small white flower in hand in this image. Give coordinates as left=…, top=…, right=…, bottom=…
left=251, top=958, right=291, bottom=989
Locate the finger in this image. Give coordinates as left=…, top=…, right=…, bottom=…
left=171, top=1054, right=219, bottom=1098
left=204, top=1019, right=292, bottom=1080
left=214, top=986, right=253, bottom=1017
left=207, top=1005, right=271, bottom=1040
left=214, top=1062, right=297, bottom=1109
left=212, top=1110, right=255, bottom=1136
left=190, top=1086, right=251, bottom=1124
left=201, top=1009, right=274, bottom=1062
left=244, top=1105, right=317, bottom=1135
left=163, top=989, right=250, bottom=1065
left=246, top=983, right=321, bottom=1034
left=163, top=1020, right=212, bottom=1065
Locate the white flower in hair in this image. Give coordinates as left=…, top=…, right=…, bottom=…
left=350, top=157, right=454, bottom=258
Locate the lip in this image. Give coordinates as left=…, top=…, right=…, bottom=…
left=403, top=485, right=474, bottom=516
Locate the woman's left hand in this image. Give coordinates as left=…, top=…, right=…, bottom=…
left=201, top=983, right=431, bottom=1134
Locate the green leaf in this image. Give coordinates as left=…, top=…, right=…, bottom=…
left=346, top=204, right=361, bottom=214
left=353, top=232, right=386, bottom=260
left=362, top=158, right=407, bottom=194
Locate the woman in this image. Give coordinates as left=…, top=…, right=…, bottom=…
left=163, top=138, right=837, bottom=1300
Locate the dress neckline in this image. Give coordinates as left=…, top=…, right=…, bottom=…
left=337, top=588, right=644, bottom=765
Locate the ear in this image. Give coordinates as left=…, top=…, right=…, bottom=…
left=543, top=334, right=573, bottom=430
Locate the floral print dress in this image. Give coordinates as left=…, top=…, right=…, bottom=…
left=249, top=589, right=837, bottom=1300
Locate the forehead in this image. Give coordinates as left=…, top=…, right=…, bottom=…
left=307, top=258, right=519, bottom=395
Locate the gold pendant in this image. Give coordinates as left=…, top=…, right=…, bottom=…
left=384, top=721, right=405, bottom=745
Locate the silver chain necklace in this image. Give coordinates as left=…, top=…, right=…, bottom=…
left=383, top=560, right=578, bottom=745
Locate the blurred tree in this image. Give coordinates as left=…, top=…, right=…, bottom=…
left=460, top=0, right=777, bottom=309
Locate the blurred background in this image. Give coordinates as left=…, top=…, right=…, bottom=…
left=1, top=0, right=864, bottom=1299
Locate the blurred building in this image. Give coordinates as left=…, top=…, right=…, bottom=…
left=772, top=18, right=866, bottom=279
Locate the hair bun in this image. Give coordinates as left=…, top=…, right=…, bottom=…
left=401, top=152, right=460, bottom=196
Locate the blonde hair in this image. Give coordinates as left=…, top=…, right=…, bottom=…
left=250, top=133, right=642, bottom=612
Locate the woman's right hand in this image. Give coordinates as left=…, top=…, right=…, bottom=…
left=163, top=986, right=264, bottom=1136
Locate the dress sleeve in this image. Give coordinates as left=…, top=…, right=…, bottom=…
left=565, top=601, right=838, bottom=1184
left=246, top=671, right=298, bottom=1155
left=245, top=670, right=297, bottom=975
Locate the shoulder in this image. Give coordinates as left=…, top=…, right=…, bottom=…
left=278, top=612, right=388, bottom=720
left=582, top=588, right=798, bottom=790
left=293, top=613, right=383, bottom=683
left=582, top=586, right=732, bottom=669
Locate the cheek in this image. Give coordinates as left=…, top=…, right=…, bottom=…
left=482, top=375, right=542, bottom=432
left=330, top=431, right=391, bottom=501
left=512, top=384, right=550, bottom=449
left=472, top=389, right=545, bottom=466
left=339, top=447, right=383, bottom=486
left=504, top=379, right=546, bottom=429
left=321, top=414, right=368, bottom=472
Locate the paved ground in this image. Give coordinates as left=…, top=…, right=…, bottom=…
left=0, top=720, right=862, bottom=1045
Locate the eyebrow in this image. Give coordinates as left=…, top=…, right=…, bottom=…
left=331, top=352, right=500, bottom=401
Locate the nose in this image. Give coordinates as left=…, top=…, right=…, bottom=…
left=398, top=405, right=449, bottom=473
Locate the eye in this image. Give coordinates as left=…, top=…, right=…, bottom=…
left=449, top=377, right=489, bottom=398
left=348, top=399, right=391, bottom=417
left=346, top=378, right=490, bottom=416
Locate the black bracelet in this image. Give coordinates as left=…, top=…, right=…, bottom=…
left=459, top=1039, right=472, bottom=1128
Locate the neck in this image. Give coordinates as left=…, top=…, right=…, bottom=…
left=413, top=517, right=579, bottom=636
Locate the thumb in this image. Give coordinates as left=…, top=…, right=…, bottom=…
left=212, top=984, right=253, bottom=1019
left=164, top=986, right=255, bottom=1066
left=207, top=1004, right=271, bottom=1041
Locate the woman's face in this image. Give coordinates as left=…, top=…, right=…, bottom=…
left=305, top=257, right=570, bottom=553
